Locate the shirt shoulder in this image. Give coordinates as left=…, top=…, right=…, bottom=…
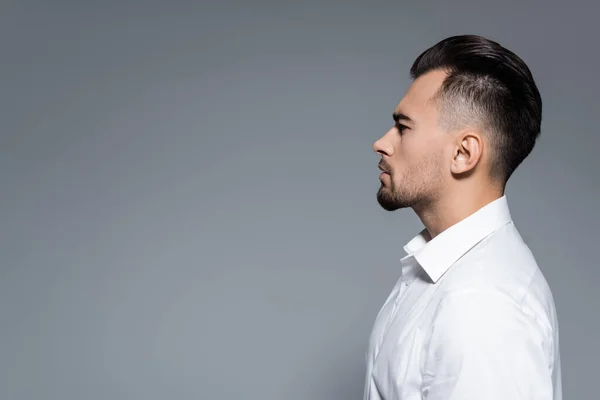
left=433, top=222, right=558, bottom=336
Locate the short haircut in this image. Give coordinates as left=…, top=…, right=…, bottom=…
left=410, top=34, right=542, bottom=183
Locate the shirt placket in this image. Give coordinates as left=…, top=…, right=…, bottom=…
left=373, top=257, right=418, bottom=362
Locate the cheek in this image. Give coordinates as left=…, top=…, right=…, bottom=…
left=389, top=158, right=407, bottom=177
left=393, top=144, right=444, bottom=178
left=410, top=133, right=447, bottom=162
left=392, top=139, right=422, bottom=168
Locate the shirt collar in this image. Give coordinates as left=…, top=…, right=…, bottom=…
left=401, top=195, right=513, bottom=283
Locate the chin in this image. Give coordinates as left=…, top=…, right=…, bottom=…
left=377, top=185, right=417, bottom=211
left=377, top=191, right=406, bottom=211
left=379, top=202, right=411, bottom=212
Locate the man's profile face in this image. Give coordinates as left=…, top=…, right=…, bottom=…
left=374, top=70, right=451, bottom=211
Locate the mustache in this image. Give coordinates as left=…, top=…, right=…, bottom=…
left=378, top=161, right=391, bottom=173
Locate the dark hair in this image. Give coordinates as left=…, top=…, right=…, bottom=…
left=410, top=34, right=542, bottom=183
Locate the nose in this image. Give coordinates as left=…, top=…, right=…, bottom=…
left=373, top=131, right=393, bottom=156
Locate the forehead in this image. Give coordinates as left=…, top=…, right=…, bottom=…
left=394, top=69, right=447, bottom=119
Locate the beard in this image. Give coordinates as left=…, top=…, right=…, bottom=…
left=376, top=155, right=443, bottom=212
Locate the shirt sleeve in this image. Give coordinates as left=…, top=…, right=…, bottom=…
left=421, top=289, right=555, bottom=400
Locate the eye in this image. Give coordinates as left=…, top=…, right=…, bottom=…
left=396, top=123, right=408, bottom=134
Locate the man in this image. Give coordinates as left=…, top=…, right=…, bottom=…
left=364, top=35, right=561, bottom=400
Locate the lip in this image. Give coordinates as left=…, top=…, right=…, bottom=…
left=378, top=165, right=389, bottom=174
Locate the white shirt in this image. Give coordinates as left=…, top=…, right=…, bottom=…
left=364, top=196, right=561, bottom=400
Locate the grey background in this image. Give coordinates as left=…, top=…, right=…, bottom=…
left=1, top=0, right=598, bottom=399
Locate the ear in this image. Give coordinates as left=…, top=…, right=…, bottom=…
left=450, top=132, right=483, bottom=175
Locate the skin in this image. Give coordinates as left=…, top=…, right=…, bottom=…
left=374, top=69, right=504, bottom=239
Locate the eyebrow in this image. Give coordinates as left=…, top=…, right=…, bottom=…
left=393, top=111, right=414, bottom=124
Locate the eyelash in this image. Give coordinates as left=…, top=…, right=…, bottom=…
left=396, top=123, right=408, bottom=134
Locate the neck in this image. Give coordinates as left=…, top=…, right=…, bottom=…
left=414, top=185, right=504, bottom=239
